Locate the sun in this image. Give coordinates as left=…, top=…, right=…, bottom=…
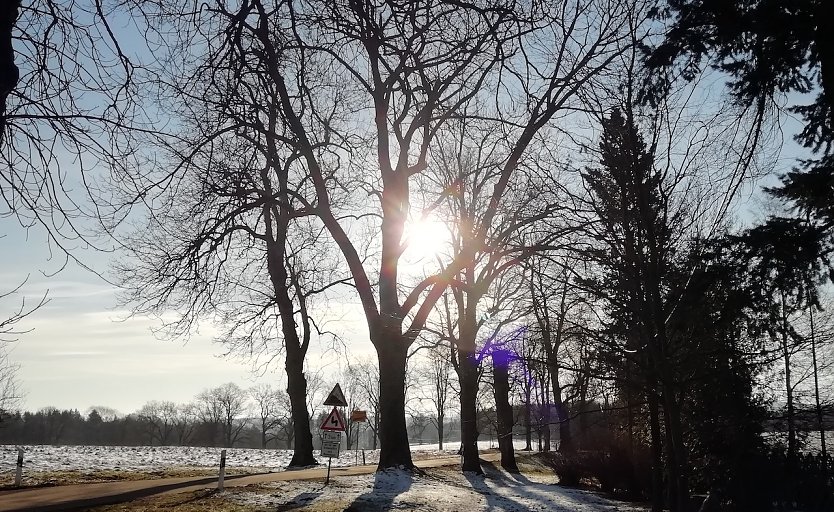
left=402, top=217, right=450, bottom=265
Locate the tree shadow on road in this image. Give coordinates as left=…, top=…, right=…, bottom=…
left=275, top=490, right=323, bottom=511
left=464, top=459, right=530, bottom=512
left=343, top=469, right=414, bottom=512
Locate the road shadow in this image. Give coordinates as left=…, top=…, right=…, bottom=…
left=275, top=490, right=323, bottom=511
left=464, top=459, right=530, bottom=512
left=342, top=469, right=414, bottom=512
left=463, top=458, right=635, bottom=512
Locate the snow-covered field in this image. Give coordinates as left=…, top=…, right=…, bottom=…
left=0, top=441, right=525, bottom=474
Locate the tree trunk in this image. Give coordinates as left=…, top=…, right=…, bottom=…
left=376, top=337, right=414, bottom=469
left=286, top=348, right=316, bottom=467
left=524, top=385, right=532, bottom=451
left=492, top=350, right=518, bottom=472
left=542, top=378, right=551, bottom=452
left=438, top=413, right=444, bottom=450
left=552, top=373, right=572, bottom=453
left=662, top=393, right=681, bottom=511
left=262, top=183, right=316, bottom=467
left=648, top=388, right=664, bottom=512
left=458, top=348, right=482, bottom=473
left=808, top=297, right=828, bottom=462
left=0, top=0, right=19, bottom=145
left=781, top=295, right=796, bottom=464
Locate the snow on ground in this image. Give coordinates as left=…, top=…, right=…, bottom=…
left=0, top=445, right=370, bottom=473
left=225, top=464, right=646, bottom=512
left=0, top=441, right=521, bottom=474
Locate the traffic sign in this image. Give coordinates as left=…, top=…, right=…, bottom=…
left=350, top=410, right=367, bottom=422
left=320, top=406, right=346, bottom=432
left=321, top=431, right=341, bottom=458
left=323, top=383, right=348, bottom=407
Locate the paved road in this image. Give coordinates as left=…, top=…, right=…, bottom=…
left=0, top=452, right=500, bottom=511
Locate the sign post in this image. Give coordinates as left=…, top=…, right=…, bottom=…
left=320, top=384, right=348, bottom=485
left=350, top=410, right=367, bottom=465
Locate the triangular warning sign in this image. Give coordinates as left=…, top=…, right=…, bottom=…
left=320, top=406, right=346, bottom=432
left=323, top=383, right=348, bottom=407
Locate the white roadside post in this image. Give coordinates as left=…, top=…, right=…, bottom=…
left=321, top=383, right=348, bottom=485
left=15, top=447, right=24, bottom=487
left=218, top=449, right=227, bottom=490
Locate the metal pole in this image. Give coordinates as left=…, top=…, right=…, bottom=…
left=218, top=449, right=227, bottom=490
left=15, top=448, right=23, bottom=487
left=325, top=457, right=332, bottom=485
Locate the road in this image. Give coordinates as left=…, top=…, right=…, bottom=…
left=0, top=452, right=500, bottom=511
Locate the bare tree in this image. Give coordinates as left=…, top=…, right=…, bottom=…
left=0, top=346, right=20, bottom=418
left=137, top=400, right=178, bottom=446
left=196, top=384, right=250, bottom=448
left=112, top=0, right=643, bottom=471
left=351, top=358, right=382, bottom=450
left=527, top=257, right=584, bottom=453
left=1, top=278, right=47, bottom=419
left=112, top=0, right=352, bottom=468
left=249, top=384, right=284, bottom=449
left=173, top=403, right=197, bottom=446
left=214, top=383, right=250, bottom=448
left=414, top=343, right=456, bottom=450
left=2, top=0, right=149, bottom=260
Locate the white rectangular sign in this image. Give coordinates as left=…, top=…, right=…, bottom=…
left=321, top=431, right=341, bottom=458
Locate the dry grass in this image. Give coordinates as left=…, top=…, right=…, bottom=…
left=80, top=489, right=262, bottom=512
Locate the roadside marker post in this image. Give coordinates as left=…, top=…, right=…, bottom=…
left=15, top=447, right=23, bottom=487
left=218, top=449, right=227, bottom=490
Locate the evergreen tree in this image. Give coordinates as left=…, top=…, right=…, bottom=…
left=645, top=0, right=834, bottom=252
left=581, top=107, right=689, bottom=511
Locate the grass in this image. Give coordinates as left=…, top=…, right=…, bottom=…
left=80, top=489, right=262, bottom=512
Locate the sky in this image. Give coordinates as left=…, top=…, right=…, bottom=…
left=0, top=214, right=377, bottom=414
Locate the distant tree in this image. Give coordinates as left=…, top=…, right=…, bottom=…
left=732, top=219, right=832, bottom=464
left=0, top=348, right=20, bottom=421
left=351, top=359, right=382, bottom=450
left=137, top=401, right=178, bottom=446
left=249, top=384, right=285, bottom=449
left=414, top=343, right=456, bottom=450
left=211, top=383, right=249, bottom=448
left=527, top=259, right=581, bottom=454
left=172, top=403, right=197, bottom=446
left=1, top=278, right=47, bottom=421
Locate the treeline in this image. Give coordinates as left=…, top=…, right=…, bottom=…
left=0, top=378, right=473, bottom=450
